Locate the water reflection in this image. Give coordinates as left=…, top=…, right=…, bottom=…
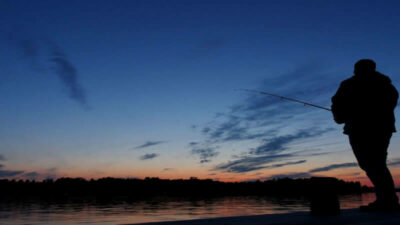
left=0, top=193, right=388, bottom=225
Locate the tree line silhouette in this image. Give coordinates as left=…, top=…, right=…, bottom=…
left=0, top=177, right=369, bottom=201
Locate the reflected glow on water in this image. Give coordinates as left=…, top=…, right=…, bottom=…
left=0, top=193, right=393, bottom=225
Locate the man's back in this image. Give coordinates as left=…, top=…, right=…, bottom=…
left=331, top=71, right=398, bottom=134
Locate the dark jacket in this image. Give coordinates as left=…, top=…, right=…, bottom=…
left=331, top=72, right=398, bottom=134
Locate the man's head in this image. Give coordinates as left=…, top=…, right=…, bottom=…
left=354, top=59, right=376, bottom=76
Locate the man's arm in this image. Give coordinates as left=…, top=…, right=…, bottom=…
left=331, top=82, right=348, bottom=124
left=390, top=84, right=399, bottom=109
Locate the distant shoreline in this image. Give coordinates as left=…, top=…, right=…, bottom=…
left=0, top=177, right=371, bottom=201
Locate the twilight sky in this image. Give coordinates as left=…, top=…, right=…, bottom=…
left=1, top=0, right=400, bottom=186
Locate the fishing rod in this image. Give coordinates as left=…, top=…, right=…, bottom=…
left=239, top=89, right=331, bottom=112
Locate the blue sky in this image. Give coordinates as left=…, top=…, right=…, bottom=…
left=1, top=0, right=400, bottom=185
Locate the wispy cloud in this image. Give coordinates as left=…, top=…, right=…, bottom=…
left=11, top=36, right=45, bottom=72
left=134, top=141, right=165, bottom=150
left=268, top=172, right=312, bottom=180
left=253, top=158, right=400, bottom=181
left=190, top=142, right=219, bottom=163
left=203, top=116, right=274, bottom=143
left=0, top=157, right=33, bottom=178
left=24, top=172, right=40, bottom=180
left=388, top=158, right=400, bottom=166
left=214, top=153, right=296, bottom=173
left=49, top=44, right=88, bottom=107
left=0, top=169, right=24, bottom=178
left=265, top=160, right=307, bottom=169
left=189, top=142, right=198, bottom=146
left=47, top=167, right=57, bottom=173
left=309, top=162, right=358, bottom=173
left=265, top=162, right=358, bottom=179
left=16, top=39, right=38, bottom=58
left=193, top=63, right=339, bottom=173
left=252, top=172, right=264, bottom=176
left=45, top=174, right=57, bottom=180
left=10, top=34, right=89, bottom=108
left=0, top=158, right=24, bottom=178
left=140, top=153, right=158, bottom=160
left=192, top=147, right=219, bottom=163
left=219, top=159, right=307, bottom=174
left=39, top=167, right=58, bottom=180
left=212, top=127, right=332, bottom=173
left=250, top=128, right=332, bottom=155
left=235, top=63, right=336, bottom=118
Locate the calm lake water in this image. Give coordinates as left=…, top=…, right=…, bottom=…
left=0, top=193, right=388, bottom=225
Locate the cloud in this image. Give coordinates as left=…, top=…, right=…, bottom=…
left=45, top=174, right=57, bottom=180
left=134, top=141, right=165, bottom=149
left=388, top=158, right=400, bottom=166
left=140, top=153, right=158, bottom=160
left=163, top=168, right=174, bottom=171
left=211, top=127, right=333, bottom=173
left=194, top=62, right=338, bottom=153
left=0, top=169, right=24, bottom=178
left=24, top=172, right=40, bottom=180
left=192, top=63, right=342, bottom=175
left=260, top=157, right=399, bottom=180
left=237, top=63, right=337, bottom=115
left=37, top=168, right=58, bottom=180
left=219, top=160, right=306, bottom=174
left=47, top=167, right=57, bottom=173
left=304, top=158, right=400, bottom=174
left=261, top=158, right=398, bottom=180
left=0, top=160, right=25, bottom=178
left=16, top=39, right=38, bottom=59
left=201, top=115, right=279, bottom=143
left=192, top=148, right=219, bottom=163
left=265, top=160, right=307, bottom=169
left=9, top=35, right=45, bottom=72
left=10, top=34, right=89, bottom=108
left=214, top=153, right=296, bottom=173
left=49, top=44, right=87, bottom=107
left=252, top=172, right=263, bottom=176
left=346, top=172, right=361, bottom=176
left=201, top=63, right=337, bottom=140
left=267, top=172, right=312, bottom=180
left=250, top=128, right=332, bottom=155
left=205, top=121, right=273, bottom=143
left=190, top=143, right=219, bottom=163
left=202, top=116, right=241, bottom=140
left=188, top=142, right=198, bottom=146
left=309, top=162, right=358, bottom=173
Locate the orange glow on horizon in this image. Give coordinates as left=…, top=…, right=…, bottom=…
left=14, top=165, right=400, bottom=189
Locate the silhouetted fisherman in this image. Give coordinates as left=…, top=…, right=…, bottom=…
left=332, top=59, right=399, bottom=212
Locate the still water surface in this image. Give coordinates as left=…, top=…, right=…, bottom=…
left=0, top=193, right=382, bottom=225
